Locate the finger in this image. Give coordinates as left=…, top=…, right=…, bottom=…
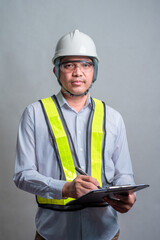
left=113, top=193, right=129, bottom=203
left=78, top=178, right=99, bottom=190
left=103, top=196, right=132, bottom=213
left=73, top=176, right=99, bottom=198
left=103, top=197, right=123, bottom=212
left=77, top=175, right=100, bottom=187
left=116, top=193, right=136, bottom=205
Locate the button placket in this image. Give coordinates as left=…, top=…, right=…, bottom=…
left=76, top=113, right=85, bottom=167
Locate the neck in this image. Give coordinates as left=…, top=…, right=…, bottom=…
left=61, top=90, right=89, bottom=112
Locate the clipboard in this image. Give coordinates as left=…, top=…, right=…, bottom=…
left=67, top=184, right=149, bottom=206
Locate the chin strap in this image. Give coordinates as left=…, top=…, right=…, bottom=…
left=61, top=84, right=92, bottom=97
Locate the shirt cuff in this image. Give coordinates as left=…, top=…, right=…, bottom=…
left=49, top=180, right=67, bottom=199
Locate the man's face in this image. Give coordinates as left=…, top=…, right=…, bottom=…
left=59, top=56, right=94, bottom=96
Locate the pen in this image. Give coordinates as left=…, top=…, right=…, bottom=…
left=75, top=167, right=102, bottom=189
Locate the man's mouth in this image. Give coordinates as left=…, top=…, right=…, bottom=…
left=71, top=80, right=84, bottom=86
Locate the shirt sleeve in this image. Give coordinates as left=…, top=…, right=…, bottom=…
left=13, top=105, right=66, bottom=200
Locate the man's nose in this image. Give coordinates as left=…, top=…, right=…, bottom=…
left=72, top=65, right=83, bottom=76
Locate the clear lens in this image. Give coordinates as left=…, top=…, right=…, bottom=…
left=59, top=60, right=94, bottom=73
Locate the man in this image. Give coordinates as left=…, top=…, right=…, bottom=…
left=14, top=29, right=136, bottom=240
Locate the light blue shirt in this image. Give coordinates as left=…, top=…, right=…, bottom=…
left=14, top=91, right=135, bottom=240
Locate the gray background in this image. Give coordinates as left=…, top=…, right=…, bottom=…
left=0, top=0, right=159, bottom=239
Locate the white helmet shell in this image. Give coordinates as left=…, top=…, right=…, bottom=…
left=52, top=29, right=99, bottom=64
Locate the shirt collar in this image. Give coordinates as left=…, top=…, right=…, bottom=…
left=56, top=91, right=92, bottom=110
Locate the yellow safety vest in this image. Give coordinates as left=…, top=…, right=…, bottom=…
left=36, top=96, right=105, bottom=211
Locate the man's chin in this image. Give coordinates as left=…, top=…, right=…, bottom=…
left=63, top=89, right=88, bottom=97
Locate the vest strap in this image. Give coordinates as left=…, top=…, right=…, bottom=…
left=41, top=97, right=77, bottom=181
left=91, top=98, right=103, bottom=187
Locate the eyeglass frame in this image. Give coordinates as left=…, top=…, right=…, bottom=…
left=57, top=60, right=94, bottom=73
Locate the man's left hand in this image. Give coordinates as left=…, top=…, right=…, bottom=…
left=103, top=192, right=136, bottom=213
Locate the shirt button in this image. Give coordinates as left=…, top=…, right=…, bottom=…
left=80, top=148, right=83, bottom=152
left=78, top=130, right=81, bottom=134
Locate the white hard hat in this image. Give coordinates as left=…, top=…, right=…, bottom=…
left=52, top=29, right=99, bottom=64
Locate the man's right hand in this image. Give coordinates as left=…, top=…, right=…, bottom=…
left=62, top=175, right=99, bottom=199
